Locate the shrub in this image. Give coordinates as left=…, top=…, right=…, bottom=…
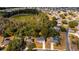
left=69, top=21, right=78, bottom=28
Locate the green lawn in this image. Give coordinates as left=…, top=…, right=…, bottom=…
left=10, top=12, right=47, bottom=21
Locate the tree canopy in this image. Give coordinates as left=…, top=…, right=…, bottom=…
left=69, top=21, right=78, bottom=28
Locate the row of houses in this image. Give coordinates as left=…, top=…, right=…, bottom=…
left=23, top=32, right=67, bottom=51
left=0, top=31, right=67, bottom=51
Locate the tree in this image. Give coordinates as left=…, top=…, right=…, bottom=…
left=68, top=11, right=76, bottom=17
left=6, top=38, right=20, bottom=51
left=60, top=26, right=66, bottom=32
left=62, top=20, right=68, bottom=24
left=59, top=14, right=65, bottom=19
left=34, top=25, right=41, bottom=37
left=52, top=16, right=57, bottom=20
left=27, top=42, right=36, bottom=51
left=69, top=21, right=78, bottom=28
left=6, top=37, right=26, bottom=51
left=48, top=27, right=60, bottom=37
left=3, top=31, right=10, bottom=37
left=51, top=20, right=57, bottom=27
left=3, top=9, right=39, bottom=17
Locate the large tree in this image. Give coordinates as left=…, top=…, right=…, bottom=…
left=6, top=37, right=26, bottom=51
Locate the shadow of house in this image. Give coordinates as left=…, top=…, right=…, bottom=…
left=52, top=32, right=67, bottom=50
left=53, top=36, right=60, bottom=45
left=1, top=37, right=11, bottom=46
left=49, top=36, right=60, bottom=50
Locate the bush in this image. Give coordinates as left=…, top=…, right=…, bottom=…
left=59, top=14, right=65, bottom=19
left=69, top=21, right=78, bottom=28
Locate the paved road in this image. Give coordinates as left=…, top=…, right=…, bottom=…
left=66, top=29, right=70, bottom=51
